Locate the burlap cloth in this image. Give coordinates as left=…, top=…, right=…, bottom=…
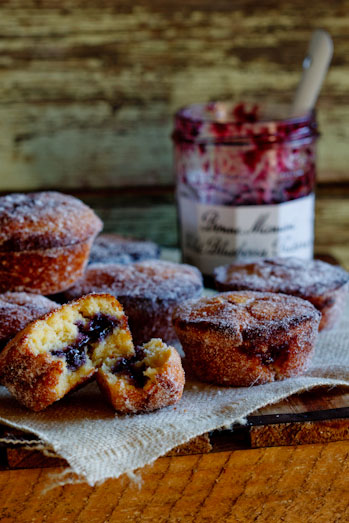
left=0, top=298, right=348, bottom=487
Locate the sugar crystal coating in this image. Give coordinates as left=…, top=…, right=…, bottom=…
left=214, top=257, right=349, bottom=297
left=214, top=257, right=349, bottom=331
left=0, top=191, right=103, bottom=294
left=89, top=233, right=160, bottom=265
left=173, top=291, right=321, bottom=386
left=174, top=291, right=320, bottom=338
left=0, top=292, right=57, bottom=349
left=65, top=260, right=203, bottom=302
left=0, top=191, right=102, bottom=251
left=64, top=260, right=204, bottom=344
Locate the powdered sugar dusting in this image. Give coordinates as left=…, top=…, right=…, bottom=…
left=0, top=192, right=102, bottom=251
left=89, top=234, right=160, bottom=265
left=173, top=290, right=321, bottom=336
left=0, top=240, right=93, bottom=294
left=214, top=257, right=349, bottom=298
left=64, top=260, right=203, bottom=345
left=0, top=292, right=57, bottom=348
left=65, top=260, right=203, bottom=302
left=173, top=291, right=321, bottom=386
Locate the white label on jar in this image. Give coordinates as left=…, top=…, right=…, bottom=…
left=178, top=193, right=315, bottom=274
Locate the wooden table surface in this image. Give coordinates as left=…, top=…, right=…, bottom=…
left=0, top=184, right=348, bottom=523
left=0, top=441, right=348, bottom=523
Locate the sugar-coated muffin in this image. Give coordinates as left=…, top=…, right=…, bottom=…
left=0, top=294, right=133, bottom=411
left=0, top=292, right=58, bottom=351
left=0, top=192, right=102, bottom=294
left=97, top=338, right=185, bottom=414
left=89, top=233, right=160, bottom=265
left=173, top=291, right=321, bottom=387
left=214, top=257, right=349, bottom=330
left=64, top=260, right=204, bottom=345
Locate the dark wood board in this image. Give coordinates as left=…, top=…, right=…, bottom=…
left=1, top=386, right=348, bottom=470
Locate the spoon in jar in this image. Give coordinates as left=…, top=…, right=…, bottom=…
left=291, top=29, right=333, bottom=116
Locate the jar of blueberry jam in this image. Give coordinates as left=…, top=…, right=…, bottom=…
left=173, top=102, right=319, bottom=275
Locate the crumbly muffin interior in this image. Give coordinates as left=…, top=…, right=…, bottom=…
left=100, top=338, right=172, bottom=389
left=27, top=295, right=134, bottom=397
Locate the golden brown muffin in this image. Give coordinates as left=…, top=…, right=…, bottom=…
left=0, top=294, right=133, bottom=411
left=89, top=233, right=160, bottom=265
left=214, top=257, right=349, bottom=330
left=0, top=292, right=58, bottom=351
left=0, top=192, right=102, bottom=294
left=64, top=260, right=203, bottom=345
left=97, top=338, right=185, bottom=414
left=173, top=291, right=321, bottom=387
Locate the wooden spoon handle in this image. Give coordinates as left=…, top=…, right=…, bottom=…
left=291, top=29, right=333, bottom=116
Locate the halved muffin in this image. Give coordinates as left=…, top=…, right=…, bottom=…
left=0, top=294, right=133, bottom=411
left=97, top=338, right=185, bottom=414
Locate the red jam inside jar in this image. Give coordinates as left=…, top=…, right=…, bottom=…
left=173, top=102, right=319, bottom=275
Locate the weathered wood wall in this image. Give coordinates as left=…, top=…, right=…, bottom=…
left=0, top=0, right=348, bottom=190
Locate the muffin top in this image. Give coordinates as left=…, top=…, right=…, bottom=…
left=0, top=192, right=103, bottom=251
left=89, top=233, right=160, bottom=265
left=0, top=292, right=57, bottom=348
left=214, top=257, right=349, bottom=298
left=65, top=260, right=203, bottom=302
left=173, top=291, right=321, bottom=343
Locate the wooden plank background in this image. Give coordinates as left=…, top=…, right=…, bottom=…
left=0, top=0, right=348, bottom=191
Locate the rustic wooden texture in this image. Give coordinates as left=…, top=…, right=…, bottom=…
left=0, top=442, right=348, bottom=522
left=0, top=1, right=348, bottom=190
left=4, top=434, right=213, bottom=470
left=253, top=386, right=349, bottom=415
left=6, top=448, right=66, bottom=470
left=247, top=388, right=349, bottom=448
left=3, top=386, right=349, bottom=469
left=250, top=418, right=349, bottom=448
left=166, top=433, right=213, bottom=457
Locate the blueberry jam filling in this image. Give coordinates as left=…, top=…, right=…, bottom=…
left=51, top=313, right=120, bottom=371
left=242, top=339, right=290, bottom=366
left=111, top=346, right=149, bottom=388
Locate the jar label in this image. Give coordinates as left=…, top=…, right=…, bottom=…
left=178, top=193, right=315, bottom=274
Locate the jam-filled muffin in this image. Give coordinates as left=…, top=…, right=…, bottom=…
left=0, top=192, right=102, bottom=294
left=97, top=338, right=185, bottom=414
left=0, top=292, right=57, bottom=351
left=173, top=291, right=321, bottom=387
left=64, top=260, right=203, bottom=345
left=214, top=257, right=349, bottom=330
left=0, top=294, right=133, bottom=411
left=89, top=233, right=160, bottom=265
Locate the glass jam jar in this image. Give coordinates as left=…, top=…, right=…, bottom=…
left=173, top=102, right=319, bottom=276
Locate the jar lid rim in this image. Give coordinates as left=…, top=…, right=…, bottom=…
left=173, top=102, right=318, bottom=144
